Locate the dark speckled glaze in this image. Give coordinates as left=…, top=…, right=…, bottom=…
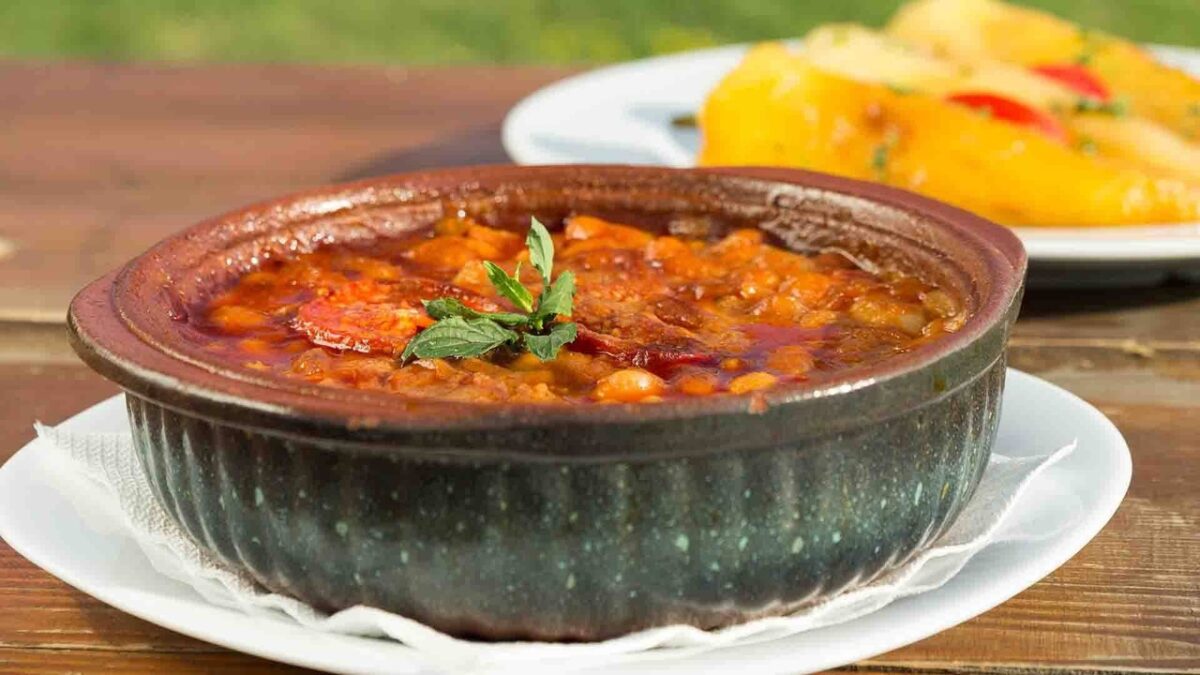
left=68, top=166, right=1025, bottom=641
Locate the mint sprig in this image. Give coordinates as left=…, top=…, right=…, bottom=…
left=483, top=261, right=535, bottom=313
left=399, top=316, right=519, bottom=360
left=522, top=321, right=578, bottom=361
left=423, top=297, right=529, bottom=326
left=400, top=217, right=578, bottom=362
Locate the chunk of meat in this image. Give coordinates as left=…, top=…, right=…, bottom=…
left=649, top=295, right=708, bottom=329
left=568, top=294, right=717, bottom=371
left=293, top=278, right=500, bottom=355
left=571, top=328, right=716, bottom=371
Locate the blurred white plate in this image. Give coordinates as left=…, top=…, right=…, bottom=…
left=502, top=43, right=1200, bottom=286
left=0, top=370, right=1130, bottom=674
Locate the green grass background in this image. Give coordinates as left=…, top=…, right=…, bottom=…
left=0, top=0, right=1195, bottom=64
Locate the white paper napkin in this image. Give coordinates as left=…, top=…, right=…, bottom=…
left=35, top=421, right=1076, bottom=674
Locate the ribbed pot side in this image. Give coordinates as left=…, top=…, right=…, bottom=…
left=127, top=356, right=1004, bottom=641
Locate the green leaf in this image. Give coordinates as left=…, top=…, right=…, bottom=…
left=522, top=322, right=577, bottom=361
left=423, top=298, right=528, bottom=326
left=483, top=261, right=534, bottom=313
left=400, top=316, right=518, bottom=362
left=1074, top=96, right=1129, bottom=117
left=526, top=217, right=554, bottom=285
left=535, top=270, right=575, bottom=322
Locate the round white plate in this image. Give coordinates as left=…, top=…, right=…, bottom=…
left=0, top=369, right=1129, bottom=674
left=502, top=43, right=1200, bottom=284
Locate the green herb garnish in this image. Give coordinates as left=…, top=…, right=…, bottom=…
left=398, top=316, right=519, bottom=360
left=1074, top=29, right=1103, bottom=66
left=400, top=218, right=577, bottom=363
left=423, top=298, right=528, bottom=326
left=1074, top=96, right=1129, bottom=117
left=870, top=143, right=891, bottom=179
left=483, top=261, right=535, bottom=312
left=870, top=130, right=900, bottom=181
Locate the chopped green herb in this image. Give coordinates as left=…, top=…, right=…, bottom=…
left=885, top=83, right=915, bottom=96
left=1077, top=136, right=1098, bottom=156
left=871, top=144, right=891, bottom=179
left=1074, top=96, right=1129, bottom=117
left=870, top=131, right=900, bottom=181
left=401, top=217, right=578, bottom=363
left=1074, top=29, right=1104, bottom=66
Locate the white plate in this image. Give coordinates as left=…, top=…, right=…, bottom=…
left=502, top=42, right=1200, bottom=283
left=0, top=370, right=1129, bottom=674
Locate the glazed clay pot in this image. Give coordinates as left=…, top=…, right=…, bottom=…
left=69, top=165, right=1026, bottom=640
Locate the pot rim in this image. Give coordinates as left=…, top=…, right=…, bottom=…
left=68, top=164, right=1026, bottom=435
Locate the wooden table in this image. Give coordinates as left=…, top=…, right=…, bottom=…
left=1, top=61, right=1197, bottom=674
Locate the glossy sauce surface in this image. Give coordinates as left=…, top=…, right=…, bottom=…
left=194, top=215, right=965, bottom=403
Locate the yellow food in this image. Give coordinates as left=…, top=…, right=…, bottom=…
left=887, top=0, right=1200, bottom=140
left=804, top=23, right=1074, bottom=110
left=697, top=44, right=1200, bottom=226
left=801, top=24, right=1200, bottom=184
left=1069, top=115, right=1200, bottom=183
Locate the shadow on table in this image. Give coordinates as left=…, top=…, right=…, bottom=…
left=334, top=124, right=510, bottom=181
left=1020, top=280, right=1200, bottom=318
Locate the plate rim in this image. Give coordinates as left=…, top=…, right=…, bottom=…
left=501, top=41, right=1200, bottom=265
left=0, top=369, right=1131, bottom=674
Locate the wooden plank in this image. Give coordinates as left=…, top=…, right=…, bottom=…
left=0, top=553, right=215, bottom=654
left=0, top=363, right=116, bottom=461
left=0, top=61, right=573, bottom=321
left=0, top=647, right=308, bottom=673
left=1007, top=344, right=1200, bottom=408
left=0, top=358, right=1195, bottom=673
left=1015, top=284, right=1200, bottom=347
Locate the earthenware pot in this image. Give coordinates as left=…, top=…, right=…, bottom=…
left=68, top=165, right=1026, bottom=640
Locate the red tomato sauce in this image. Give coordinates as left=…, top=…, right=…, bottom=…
left=193, top=215, right=966, bottom=403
